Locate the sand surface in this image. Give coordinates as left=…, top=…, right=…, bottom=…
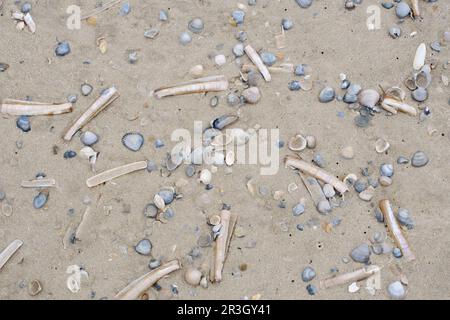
left=0, top=0, right=449, bottom=300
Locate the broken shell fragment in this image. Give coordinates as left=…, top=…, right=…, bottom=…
left=375, top=138, right=390, bottom=153
left=244, top=45, right=271, bottom=82
left=414, top=65, right=432, bottom=89
left=28, top=280, right=43, bottom=296
left=211, top=114, right=239, bottom=130
left=288, top=134, right=307, bottom=151
left=305, top=135, right=316, bottom=149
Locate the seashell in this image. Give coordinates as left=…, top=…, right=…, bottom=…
left=318, top=87, right=335, bottom=103
left=66, top=265, right=88, bottom=293
left=295, top=0, right=313, bottom=8
left=143, top=203, right=158, bottom=218
left=122, top=133, right=144, bottom=152
left=154, top=75, right=228, bottom=99
left=55, top=41, right=71, bottom=56
left=288, top=134, right=307, bottom=151
left=211, top=114, right=239, bottom=130
left=322, top=184, right=335, bottom=198
left=144, top=28, right=159, bottom=39
left=387, top=281, right=406, bottom=300
left=1, top=202, right=13, bottom=217
left=375, top=138, right=390, bottom=153
left=188, top=18, right=204, bottom=34
left=135, top=239, right=152, bottom=255
left=316, top=199, right=331, bottom=215
left=179, top=32, right=192, bottom=45
left=16, top=115, right=31, bottom=132
left=79, top=147, right=97, bottom=160
left=395, top=2, right=410, bottom=18
left=225, top=150, right=235, bottom=166
left=348, top=282, right=360, bottom=293
left=359, top=186, right=374, bottom=202
left=189, top=65, right=204, bottom=78
left=153, top=194, right=166, bottom=211
left=344, top=173, right=358, bottom=186
left=389, top=25, right=401, bottom=39
left=81, top=83, right=93, bottom=96
left=350, top=243, right=371, bottom=263
left=411, top=151, right=428, bottom=167
left=340, top=146, right=354, bottom=159
left=404, top=76, right=417, bottom=91
left=244, top=45, right=271, bottom=82
left=165, top=153, right=182, bottom=171
left=358, top=89, right=380, bottom=108
left=301, top=267, right=316, bottom=282
left=80, top=131, right=98, bottom=146
left=242, top=87, right=261, bottom=104
left=305, top=135, right=316, bottom=149
left=380, top=163, right=394, bottom=177
left=33, top=190, right=48, bottom=209
left=184, top=268, right=202, bottom=286
left=413, top=43, right=426, bottom=71
left=413, top=65, right=432, bottom=89
left=209, top=214, right=221, bottom=226
left=430, top=41, right=441, bottom=52
left=0, top=62, right=9, bottom=72
left=379, top=176, right=392, bottom=187
left=299, top=76, right=313, bottom=91
left=214, top=54, right=226, bottom=67
left=28, top=280, right=42, bottom=296
left=411, top=87, right=428, bottom=102
left=288, top=182, right=298, bottom=193
left=199, top=169, right=212, bottom=185
left=24, top=13, right=36, bottom=33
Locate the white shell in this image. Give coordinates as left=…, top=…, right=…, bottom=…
left=199, top=169, right=212, bottom=185
left=305, top=135, right=316, bottom=149
left=413, top=43, right=426, bottom=71
left=184, top=268, right=202, bottom=286
left=348, top=282, right=360, bottom=293
left=225, top=150, right=235, bottom=166
left=288, top=134, right=307, bottom=151
left=215, top=54, right=226, bottom=66
left=66, top=265, right=88, bottom=293
left=80, top=147, right=97, bottom=159
left=358, top=89, right=380, bottom=108
left=154, top=194, right=166, bottom=210
left=375, top=138, right=390, bottom=153
left=189, top=65, right=204, bottom=78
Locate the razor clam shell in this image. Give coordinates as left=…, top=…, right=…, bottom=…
left=86, top=161, right=147, bottom=187
left=285, top=155, right=349, bottom=194
left=153, top=75, right=229, bottom=99
left=0, top=239, right=23, bottom=270
left=244, top=45, right=271, bottom=82
left=23, top=13, right=35, bottom=33
left=413, top=43, right=426, bottom=71
left=382, top=97, right=417, bottom=116
left=21, top=178, right=56, bottom=188
left=115, top=260, right=181, bottom=300
left=320, top=266, right=380, bottom=289
left=1, top=99, right=73, bottom=116
left=300, top=174, right=327, bottom=208
left=211, top=114, right=239, bottom=130
left=63, top=87, right=119, bottom=141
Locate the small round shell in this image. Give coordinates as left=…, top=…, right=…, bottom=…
left=189, top=64, right=204, bottom=78
left=358, top=89, right=380, bottom=108
left=184, top=268, right=202, bottom=286
left=288, top=134, right=307, bottom=151
left=199, top=169, right=212, bottom=185
left=375, top=138, right=390, bottom=153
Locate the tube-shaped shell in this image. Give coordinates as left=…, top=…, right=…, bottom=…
left=285, top=155, right=348, bottom=194
left=63, top=87, right=119, bottom=141
left=153, top=75, right=229, bottom=99
left=115, top=260, right=181, bottom=300
left=382, top=97, right=417, bottom=116
left=413, top=43, right=426, bottom=71
left=24, top=13, right=36, bottom=33
left=379, top=199, right=415, bottom=262
left=411, top=0, right=420, bottom=18
left=320, top=265, right=380, bottom=289
left=1, top=99, right=72, bottom=116
left=244, top=45, right=271, bottom=82
left=0, top=239, right=23, bottom=270
left=86, top=161, right=147, bottom=187
left=21, top=179, right=56, bottom=188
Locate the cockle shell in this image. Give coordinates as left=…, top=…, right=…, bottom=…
left=288, top=134, right=307, bottom=151
left=413, top=43, right=426, bottom=71
left=199, top=169, right=212, bottom=185
left=358, top=89, right=380, bottom=108
left=375, top=138, right=390, bottom=153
